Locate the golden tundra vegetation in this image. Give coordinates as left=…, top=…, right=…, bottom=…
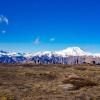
left=0, top=63, right=100, bottom=100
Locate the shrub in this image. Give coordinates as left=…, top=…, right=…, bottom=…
left=62, top=77, right=97, bottom=89
left=74, top=66, right=87, bottom=71
left=39, top=72, right=57, bottom=81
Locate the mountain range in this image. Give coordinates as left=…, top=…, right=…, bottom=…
left=0, top=47, right=100, bottom=64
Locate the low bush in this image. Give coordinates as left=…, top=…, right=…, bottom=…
left=62, top=77, right=97, bottom=89
left=74, top=66, right=87, bottom=71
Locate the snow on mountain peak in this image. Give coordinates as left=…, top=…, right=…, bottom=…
left=0, top=50, right=23, bottom=57
left=57, top=47, right=90, bottom=56
left=0, top=47, right=100, bottom=64
left=24, top=47, right=92, bottom=57
left=0, top=47, right=100, bottom=58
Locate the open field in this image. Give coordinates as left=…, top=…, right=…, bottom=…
left=0, top=63, right=100, bottom=100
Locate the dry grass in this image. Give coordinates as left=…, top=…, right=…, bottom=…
left=74, top=66, right=87, bottom=71
left=0, top=63, right=99, bottom=100
left=62, top=77, right=97, bottom=89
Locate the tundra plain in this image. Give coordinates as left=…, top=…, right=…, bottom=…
left=0, top=63, right=100, bottom=100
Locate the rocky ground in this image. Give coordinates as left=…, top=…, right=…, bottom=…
left=0, top=63, right=100, bottom=100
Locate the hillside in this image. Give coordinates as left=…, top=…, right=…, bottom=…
left=0, top=63, right=99, bottom=100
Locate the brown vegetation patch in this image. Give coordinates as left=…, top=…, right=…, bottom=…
left=74, top=66, right=87, bottom=71
left=25, top=72, right=57, bottom=82
left=39, top=72, right=57, bottom=81
left=22, top=64, right=34, bottom=67
left=62, top=77, right=97, bottom=89
left=0, top=63, right=99, bottom=100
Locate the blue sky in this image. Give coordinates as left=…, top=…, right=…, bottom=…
left=0, top=0, right=100, bottom=52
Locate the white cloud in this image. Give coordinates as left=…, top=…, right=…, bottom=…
left=50, top=38, right=55, bottom=42
left=0, top=15, right=9, bottom=25
left=1, top=30, right=6, bottom=34
left=34, top=37, right=40, bottom=44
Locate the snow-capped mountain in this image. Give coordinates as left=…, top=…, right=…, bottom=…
left=24, top=47, right=91, bottom=58
left=0, top=47, right=100, bottom=64
left=0, top=50, right=26, bottom=63
left=55, top=47, right=91, bottom=57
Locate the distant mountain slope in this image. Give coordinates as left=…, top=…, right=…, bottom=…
left=0, top=47, right=100, bottom=64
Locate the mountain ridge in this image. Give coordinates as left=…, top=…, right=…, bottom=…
left=0, top=47, right=100, bottom=64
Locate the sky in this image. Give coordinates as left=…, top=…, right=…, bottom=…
left=0, top=0, right=100, bottom=53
